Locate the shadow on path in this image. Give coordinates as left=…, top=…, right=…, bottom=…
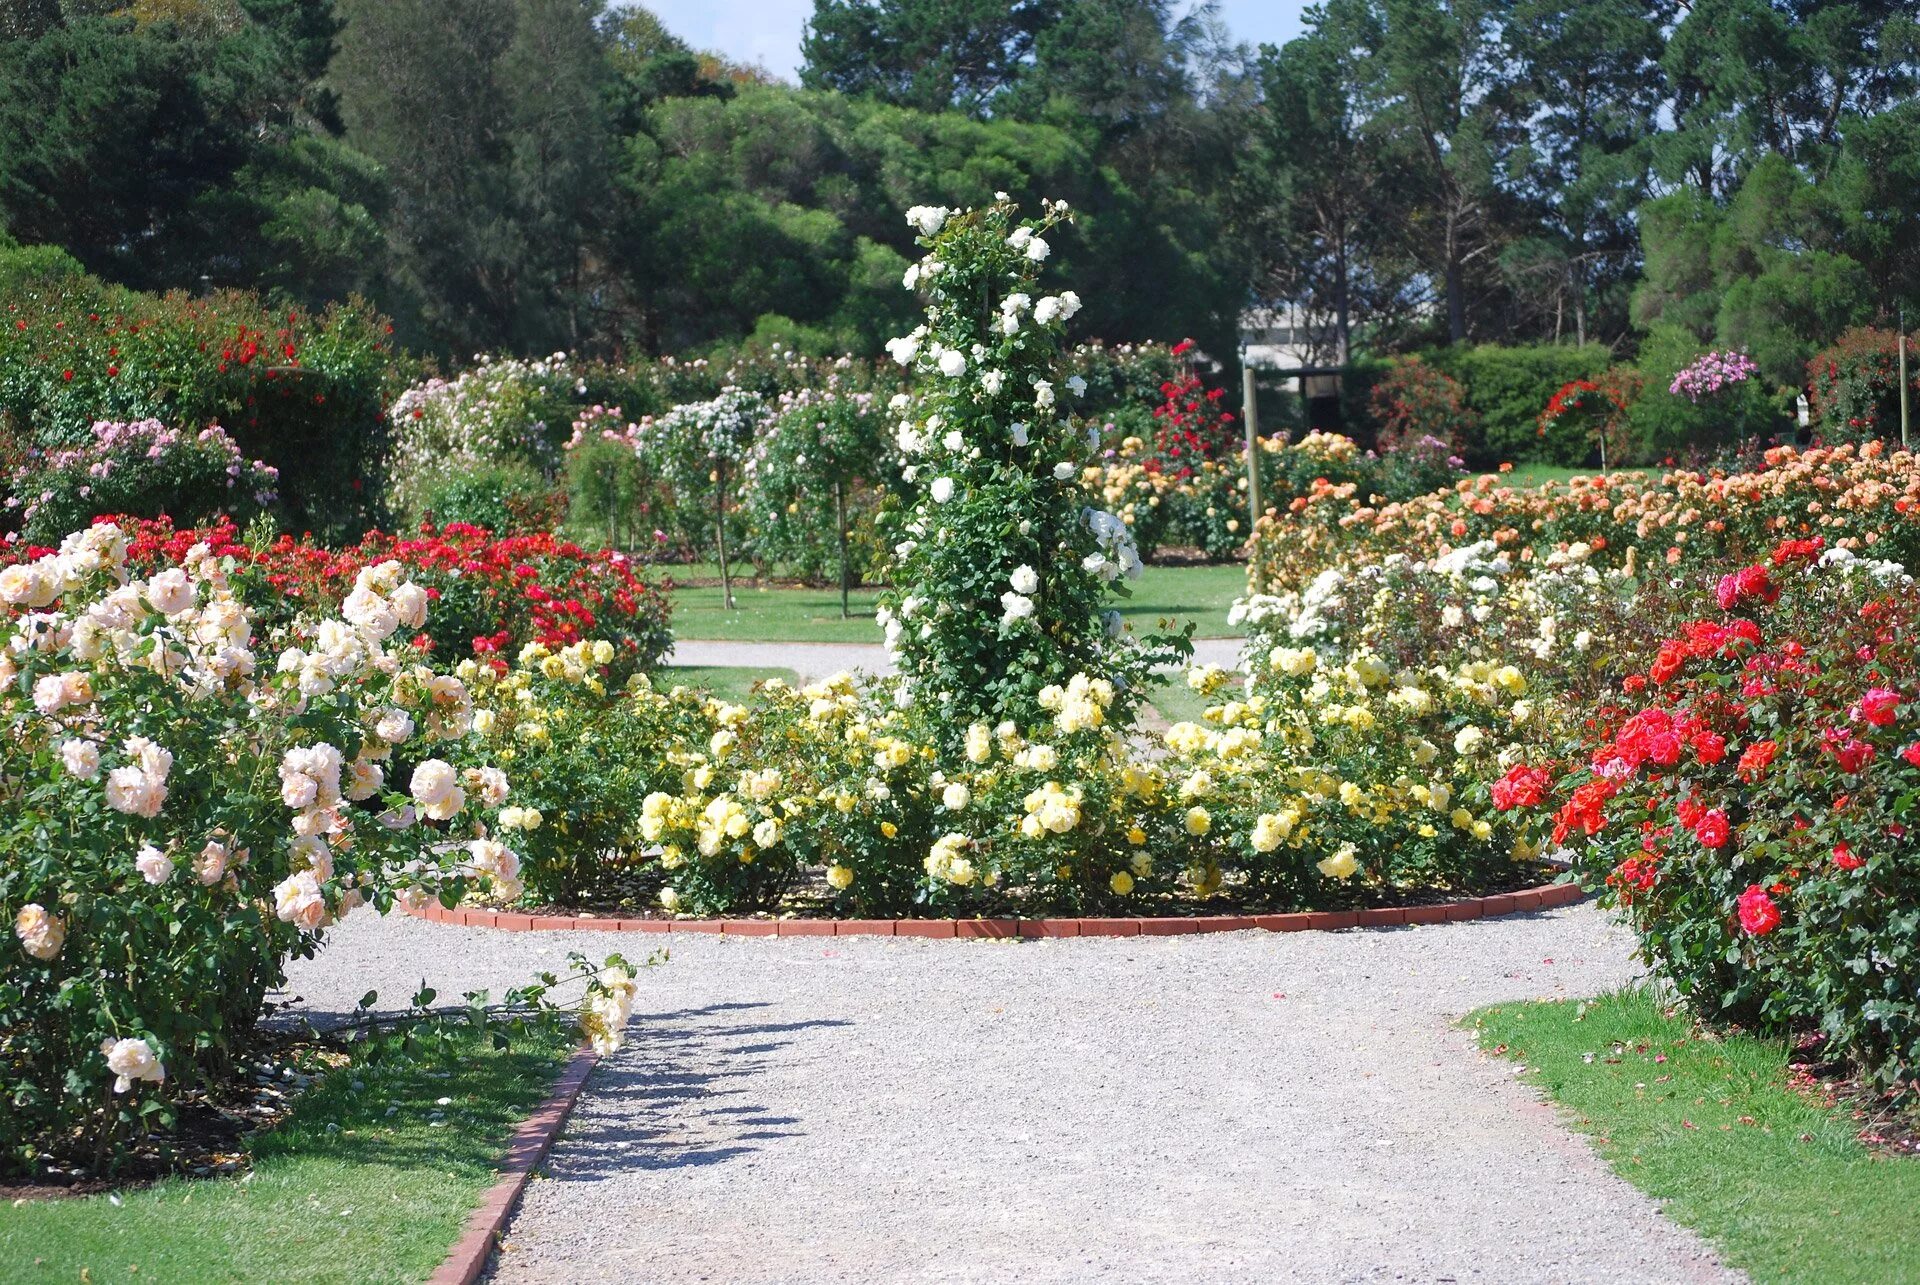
left=550, top=1000, right=851, bottom=1180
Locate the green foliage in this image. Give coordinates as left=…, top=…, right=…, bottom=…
left=1428, top=343, right=1612, bottom=466
left=418, top=461, right=559, bottom=534
left=0, top=7, right=389, bottom=309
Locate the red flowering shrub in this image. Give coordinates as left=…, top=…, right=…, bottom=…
left=1150, top=343, right=1239, bottom=465
left=95, top=517, right=673, bottom=679
left=1367, top=357, right=1477, bottom=455
left=0, top=277, right=404, bottom=540
left=1805, top=326, right=1920, bottom=443
left=1530, top=541, right=1920, bottom=1087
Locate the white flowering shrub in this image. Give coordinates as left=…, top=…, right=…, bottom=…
left=385, top=353, right=579, bottom=525
left=0, top=525, right=535, bottom=1171
left=879, top=198, right=1188, bottom=732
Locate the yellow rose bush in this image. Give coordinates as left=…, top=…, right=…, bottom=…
left=0, top=525, right=622, bottom=1173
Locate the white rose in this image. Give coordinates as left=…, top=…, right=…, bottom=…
left=410, top=759, right=458, bottom=808
left=1025, top=236, right=1050, bottom=261
left=942, top=783, right=970, bottom=811
left=1010, top=564, right=1040, bottom=594
left=134, top=844, right=175, bottom=886
left=1011, top=422, right=1030, bottom=447
left=1053, top=462, right=1075, bottom=481
left=375, top=709, right=415, bottom=744
left=144, top=568, right=196, bottom=616
left=937, top=349, right=966, bottom=378
left=60, top=738, right=101, bottom=779
left=101, top=1037, right=165, bottom=1093
left=930, top=477, right=956, bottom=504
left=390, top=582, right=431, bottom=630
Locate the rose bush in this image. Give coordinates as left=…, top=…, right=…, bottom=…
left=0, top=523, right=535, bottom=1170
left=107, top=517, right=674, bottom=683
left=1529, top=541, right=1920, bottom=1088
left=5, top=419, right=279, bottom=544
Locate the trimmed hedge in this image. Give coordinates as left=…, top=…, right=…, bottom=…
left=1428, top=342, right=1613, bottom=467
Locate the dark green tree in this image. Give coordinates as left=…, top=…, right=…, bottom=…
left=800, top=0, right=1061, bottom=115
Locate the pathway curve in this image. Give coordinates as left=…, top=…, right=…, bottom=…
left=668, top=636, right=1246, bottom=684
left=285, top=907, right=1738, bottom=1284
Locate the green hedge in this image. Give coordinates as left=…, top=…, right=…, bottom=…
left=1428, top=342, right=1613, bottom=467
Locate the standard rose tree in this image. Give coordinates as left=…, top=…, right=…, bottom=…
left=878, top=197, right=1189, bottom=734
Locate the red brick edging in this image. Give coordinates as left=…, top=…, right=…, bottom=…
left=428, top=1044, right=599, bottom=1285
left=405, top=878, right=1585, bottom=939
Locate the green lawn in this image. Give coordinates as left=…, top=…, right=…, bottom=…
left=1472, top=989, right=1920, bottom=1283
left=1493, top=462, right=1656, bottom=487
left=662, top=560, right=1249, bottom=643
left=657, top=665, right=799, bottom=702
left=2, top=1028, right=573, bottom=1284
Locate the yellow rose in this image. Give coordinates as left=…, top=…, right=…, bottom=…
left=1109, top=871, right=1135, bottom=895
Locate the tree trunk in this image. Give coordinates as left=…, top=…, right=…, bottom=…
left=835, top=480, right=851, bottom=620
left=715, top=456, right=735, bottom=611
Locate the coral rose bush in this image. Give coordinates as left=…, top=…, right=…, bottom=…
left=1532, top=541, right=1920, bottom=1087
left=0, top=523, right=539, bottom=1169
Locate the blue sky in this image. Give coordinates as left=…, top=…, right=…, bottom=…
left=634, top=1, right=1313, bottom=81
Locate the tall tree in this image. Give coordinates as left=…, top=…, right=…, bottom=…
left=1237, top=32, right=1414, bottom=362
left=801, top=0, right=1061, bottom=116
left=330, top=0, right=611, bottom=352
left=1322, top=0, right=1519, bottom=344
left=1501, top=0, right=1664, bottom=345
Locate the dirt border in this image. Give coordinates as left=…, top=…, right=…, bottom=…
left=405, top=879, right=1586, bottom=938
left=428, top=1044, right=599, bottom=1285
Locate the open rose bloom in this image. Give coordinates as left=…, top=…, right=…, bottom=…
left=0, top=523, right=528, bottom=1166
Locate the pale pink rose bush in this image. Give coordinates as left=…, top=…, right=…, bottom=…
left=0, top=522, right=575, bottom=1171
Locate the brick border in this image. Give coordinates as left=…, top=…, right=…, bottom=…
left=428, top=1044, right=599, bottom=1285
left=405, top=878, right=1585, bottom=938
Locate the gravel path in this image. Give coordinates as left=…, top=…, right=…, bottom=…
left=669, top=637, right=1246, bottom=683
left=285, top=907, right=1738, bottom=1284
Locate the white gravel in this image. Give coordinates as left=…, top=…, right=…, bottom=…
left=284, top=906, right=1739, bottom=1283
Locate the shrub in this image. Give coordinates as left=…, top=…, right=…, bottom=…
left=6, top=419, right=279, bottom=543
left=418, top=461, right=561, bottom=535
left=1368, top=357, right=1477, bottom=456
left=0, top=278, right=402, bottom=541
left=1537, top=542, right=1920, bottom=1088
left=741, top=389, right=893, bottom=585
left=1150, top=343, right=1240, bottom=463
left=384, top=354, right=576, bottom=528
left=1806, top=326, right=1920, bottom=442
left=1429, top=343, right=1612, bottom=466
left=1626, top=325, right=1783, bottom=461
left=0, top=524, right=525, bottom=1171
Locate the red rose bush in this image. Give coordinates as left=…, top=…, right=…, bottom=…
left=1523, top=539, right=1920, bottom=1087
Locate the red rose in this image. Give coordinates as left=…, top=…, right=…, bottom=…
left=1737, top=884, right=1781, bottom=936
left=1832, top=843, right=1864, bottom=871
left=1692, top=732, right=1727, bottom=765
left=1695, top=809, right=1731, bottom=849
left=1736, top=739, right=1778, bottom=782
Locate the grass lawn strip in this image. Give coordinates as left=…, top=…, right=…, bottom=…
left=1471, top=988, right=1920, bottom=1284
left=664, top=561, right=1249, bottom=643
left=2, top=1028, right=572, bottom=1284
left=658, top=665, right=800, bottom=704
